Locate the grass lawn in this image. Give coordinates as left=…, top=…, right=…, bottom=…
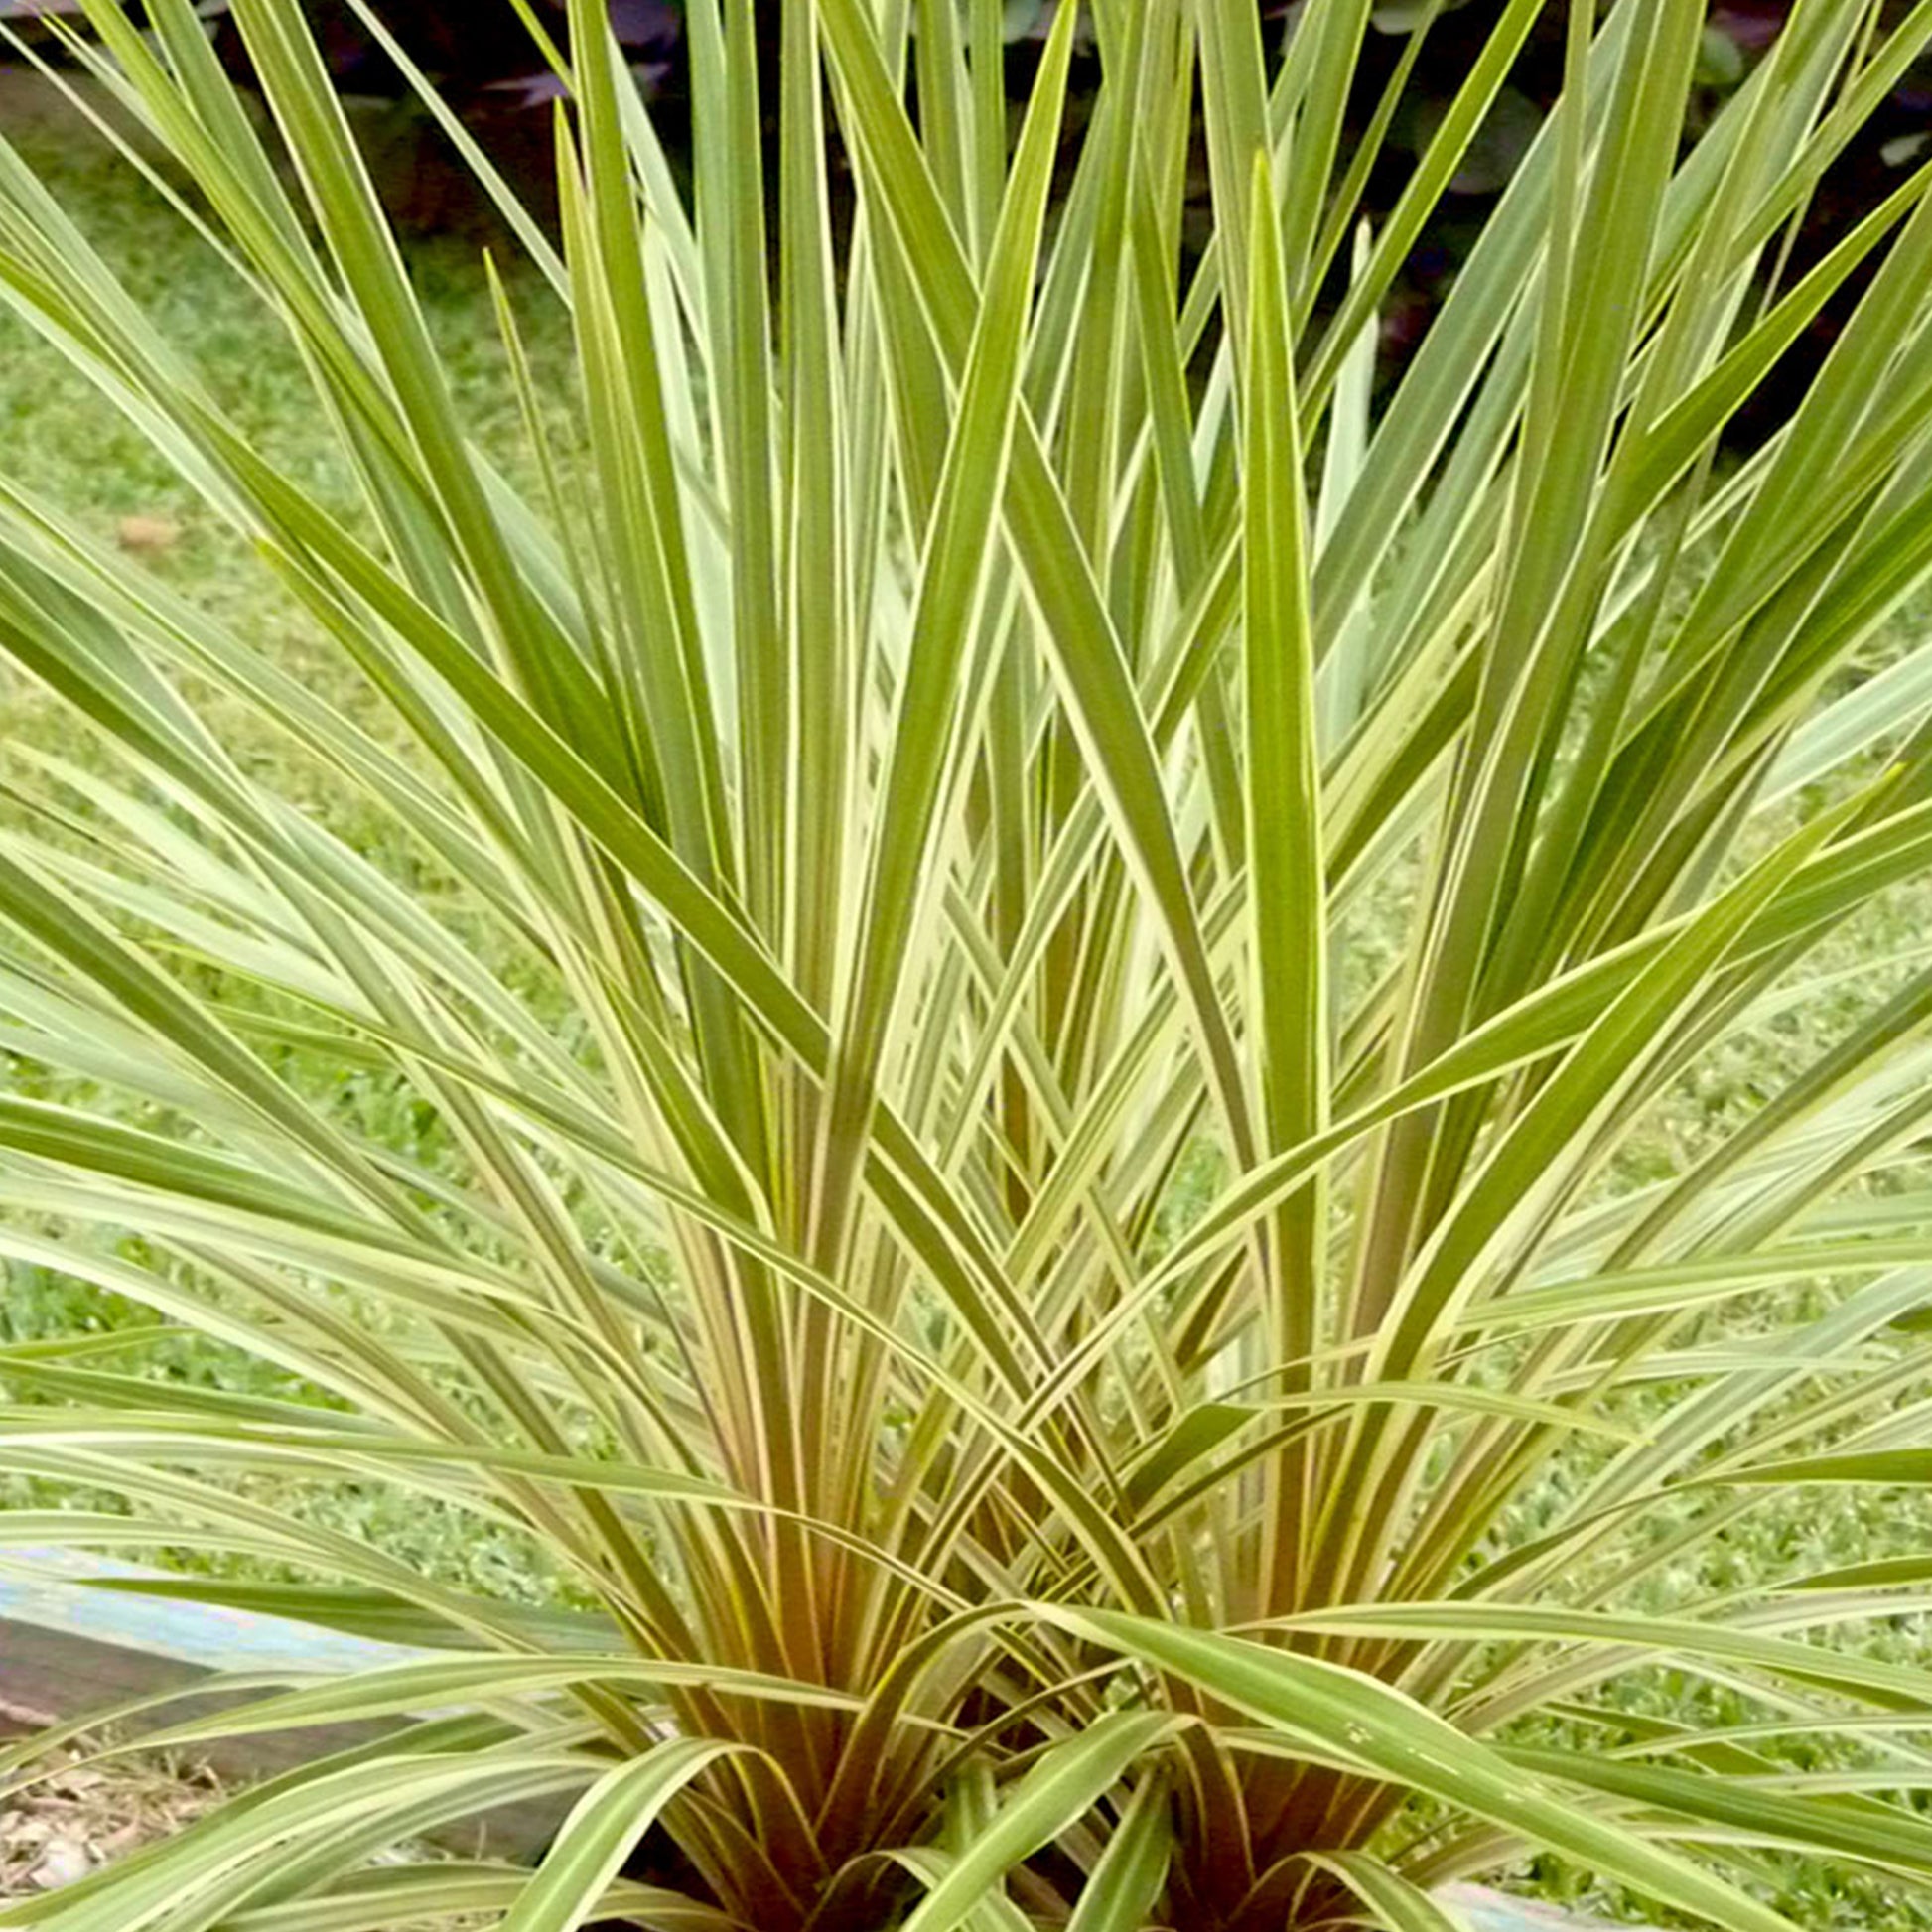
left=4, top=104, right=1932, bottom=1929
left=0, top=108, right=585, bottom=1609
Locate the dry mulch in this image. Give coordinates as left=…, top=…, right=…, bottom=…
left=1, top=1704, right=489, bottom=1929
left=0, top=1714, right=223, bottom=1900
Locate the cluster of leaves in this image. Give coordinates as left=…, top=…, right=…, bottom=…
left=7, top=2, right=1932, bottom=1931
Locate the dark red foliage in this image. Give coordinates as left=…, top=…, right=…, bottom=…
left=205, top=1, right=679, bottom=99
left=8, top=3, right=1929, bottom=449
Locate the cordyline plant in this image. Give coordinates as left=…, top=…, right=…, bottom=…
left=9, top=0, right=1932, bottom=1927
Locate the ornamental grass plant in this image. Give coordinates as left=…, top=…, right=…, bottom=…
left=7, top=1, right=1932, bottom=1927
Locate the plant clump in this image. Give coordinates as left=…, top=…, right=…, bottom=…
left=4, top=2, right=1932, bottom=1929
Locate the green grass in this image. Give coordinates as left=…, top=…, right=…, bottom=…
left=0, top=119, right=582, bottom=1609
left=7, top=111, right=1932, bottom=1928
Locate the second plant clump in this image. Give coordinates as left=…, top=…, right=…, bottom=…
left=7, top=0, right=1932, bottom=1928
